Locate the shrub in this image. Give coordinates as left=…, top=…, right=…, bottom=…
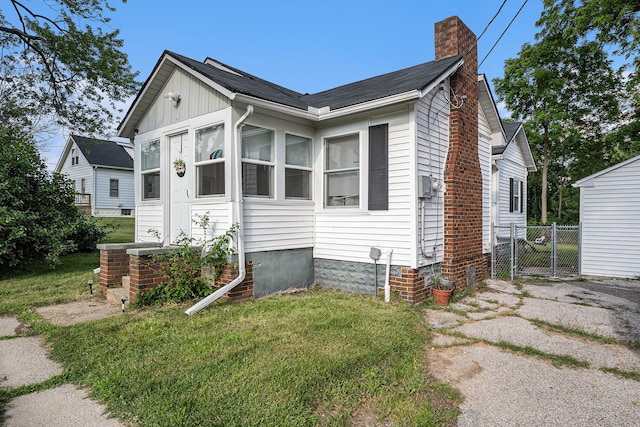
left=137, top=215, right=238, bottom=305
left=0, top=129, right=106, bottom=273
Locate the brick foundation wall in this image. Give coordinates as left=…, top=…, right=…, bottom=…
left=216, top=262, right=254, bottom=302
left=99, top=249, right=129, bottom=294
left=128, top=255, right=167, bottom=302
left=389, top=267, right=430, bottom=305
left=435, top=16, right=487, bottom=288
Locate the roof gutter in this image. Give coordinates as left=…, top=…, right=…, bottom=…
left=185, top=104, right=254, bottom=315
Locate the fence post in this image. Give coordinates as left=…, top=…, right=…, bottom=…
left=578, top=222, right=582, bottom=276
left=491, top=222, right=495, bottom=279
left=510, top=222, right=515, bottom=281
left=551, top=222, right=557, bottom=277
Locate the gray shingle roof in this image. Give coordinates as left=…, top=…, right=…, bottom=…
left=72, top=135, right=133, bottom=169
left=301, top=55, right=462, bottom=110
left=503, top=122, right=521, bottom=143
left=493, top=122, right=523, bottom=155
left=165, top=51, right=462, bottom=111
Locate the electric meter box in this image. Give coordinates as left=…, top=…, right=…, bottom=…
left=418, top=175, right=437, bottom=199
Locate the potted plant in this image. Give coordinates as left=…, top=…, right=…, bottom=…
left=173, top=158, right=186, bottom=177
left=431, top=275, right=455, bottom=306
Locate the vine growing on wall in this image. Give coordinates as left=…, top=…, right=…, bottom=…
left=138, top=213, right=238, bottom=305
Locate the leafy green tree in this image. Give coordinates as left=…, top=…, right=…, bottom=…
left=0, top=129, right=106, bottom=272
left=494, top=33, right=622, bottom=224
left=0, top=0, right=138, bottom=137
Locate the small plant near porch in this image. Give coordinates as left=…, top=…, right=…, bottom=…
left=138, top=214, right=238, bottom=305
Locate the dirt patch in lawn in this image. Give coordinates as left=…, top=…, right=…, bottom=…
left=35, top=299, right=121, bottom=326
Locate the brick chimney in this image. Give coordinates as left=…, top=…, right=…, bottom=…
left=434, top=17, right=486, bottom=288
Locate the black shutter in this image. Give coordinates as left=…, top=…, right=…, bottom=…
left=509, top=178, right=514, bottom=212
left=368, top=124, right=388, bottom=210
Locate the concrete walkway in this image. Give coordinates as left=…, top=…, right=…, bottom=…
left=426, top=279, right=640, bottom=426
left=0, top=300, right=125, bottom=427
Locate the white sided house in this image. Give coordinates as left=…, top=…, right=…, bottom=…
left=117, top=17, right=498, bottom=306
left=574, top=155, right=640, bottom=278
left=492, top=121, right=536, bottom=228
left=55, top=135, right=135, bottom=217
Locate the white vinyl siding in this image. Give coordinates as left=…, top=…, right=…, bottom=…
left=190, top=202, right=233, bottom=243
left=578, top=157, right=640, bottom=278
left=415, top=84, right=450, bottom=265
left=243, top=202, right=315, bottom=252
left=136, top=205, right=164, bottom=242
left=496, top=141, right=528, bottom=227
left=478, top=108, right=492, bottom=253
left=314, top=110, right=415, bottom=267
left=95, top=169, right=134, bottom=210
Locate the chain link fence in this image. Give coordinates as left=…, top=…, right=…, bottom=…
left=491, top=223, right=580, bottom=280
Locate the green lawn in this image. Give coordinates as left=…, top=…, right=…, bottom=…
left=96, top=217, right=135, bottom=244
left=0, top=253, right=460, bottom=426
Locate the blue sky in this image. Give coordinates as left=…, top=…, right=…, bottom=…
left=43, top=0, right=544, bottom=169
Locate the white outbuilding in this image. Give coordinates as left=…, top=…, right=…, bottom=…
left=574, top=154, right=640, bottom=278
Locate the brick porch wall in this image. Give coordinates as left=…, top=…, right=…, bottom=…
left=128, top=255, right=167, bottom=302
left=99, top=249, right=129, bottom=294
left=435, top=16, right=487, bottom=288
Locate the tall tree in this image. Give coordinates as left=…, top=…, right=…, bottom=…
left=0, top=0, right=138, bottom=138
left=494, top=33, right=622, bottom=224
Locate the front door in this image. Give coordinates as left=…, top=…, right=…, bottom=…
left=169, top=132, right=191, bottom=243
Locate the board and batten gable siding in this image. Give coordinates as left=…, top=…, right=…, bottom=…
left=496, top=140, right=528, bottom=226
left=579, top=157, right=640, bottom=278
left=94, top=169, right=134, bottom=209
left=478, top=106, right=493, bottom=254
left=314, top=109, right=415, bottom=267
left=415, top=84, right=450, bottom=265
left=137, top=68, right=231, bottom=135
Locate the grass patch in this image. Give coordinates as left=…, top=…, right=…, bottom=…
left=96, top=217, right=135, bottom=244
left=44, top=291, right=460, bottom=426
left=494, top=341, right=590, bottom=368
left=600, top=367, right=640, bottom=382
left=0, top=252, right=99, bottom=316
left=528, top=319, right=626, bottom=347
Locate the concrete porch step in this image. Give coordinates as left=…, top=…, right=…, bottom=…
left=106, top=276, right=130, bottom=306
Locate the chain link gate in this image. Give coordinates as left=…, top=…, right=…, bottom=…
left=491, top=223, right=581, bottom=280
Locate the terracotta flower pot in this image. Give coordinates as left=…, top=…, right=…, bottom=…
left=432, top=288, right=453, bottom=306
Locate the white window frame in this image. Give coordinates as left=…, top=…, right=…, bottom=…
left=109, top=179, right=119, bottom=198
left=285, top=133, right=312, bottom=200
left=324, top=133, right=360, bottom=208
left=141, top=139, right=160, bottom=201
left=194, top=123, right=226, bottom=198
left=241, top=125, right=275, bottom=198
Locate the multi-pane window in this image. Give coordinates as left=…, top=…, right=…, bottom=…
left=195, top=124, right=225, bottom=197
left=71, top=148, right=79, bottom=165
left=325, top=133, right=359, bottom=207
left=285, top=134, right=312, bottom=200
left=141, top=140, right=160, bottom=200
left=510, top=178, right=523, bottom=213
left=110, top=179, right=119, bottom=198
left=242, top=125, right=274, bottom=197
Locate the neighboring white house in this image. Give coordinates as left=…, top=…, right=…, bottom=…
left=116, top=16, right=522, bottom=301
left=574, top=155, right=640, bottom=278
left=55, top=135, right=135, bottom=217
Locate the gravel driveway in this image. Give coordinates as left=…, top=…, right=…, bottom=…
left=426, top=278, right=640, bottom=426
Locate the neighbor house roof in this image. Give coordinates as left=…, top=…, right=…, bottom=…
left=574, top=154, right=640, bottom=187
left=118, top=50, right=463, bottom=138
left=492, top=121, right=537, bottom=172
left=72, top=135, right=133, bottom=169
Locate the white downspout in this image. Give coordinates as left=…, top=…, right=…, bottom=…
left=185, top=105, right=254, bottom=315
left=384, top=249, right=393, bottom=302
